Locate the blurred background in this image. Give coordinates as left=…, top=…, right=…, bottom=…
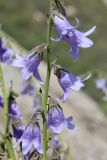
left=0, top=0, right=107, bottom=111
left=1, top=1, right=107, bottom=159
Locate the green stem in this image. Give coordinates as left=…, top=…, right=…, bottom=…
left=0, top=64, right=16, bottom=160
left=0, top=65, right=8, bottom=134
left=43, top=0, right=53, bottom=160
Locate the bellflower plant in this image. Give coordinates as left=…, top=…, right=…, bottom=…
left=0, top=38, right=14, bottom=63
left=54, top=64, right=84, bottom=102
left=52, top=14, right=96, bottom=61
left=14, top=123, right=42, bottom=158
left=12, top=53, right=43, bottom=84
left=12, top=43, right=46, bottom=84
left=47, top=98, right=75, bottom=133
left=0, top=0, right=96, bottom=159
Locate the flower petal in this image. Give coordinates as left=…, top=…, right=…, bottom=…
left=48, top=100, right=75, bottom=133
left=22, top=140, right=32, bottom=155
left=22, top=67, right=32, bottom=80
left=65, top=116, right=75, bottom=130
left=33, top=141, right=43, bottom=154
left=50, top=124, right=65, bottom=133
left=67, top=45, right=80, bottom=61
left=12, top=56, right=24, bottom=67
left=70, top=78, right=84, bottom=91
left=67, top=121, right=75, bottom=130
left=54, top=15, right=72, bottom=33
left=48, top=106, right=65, bottom=133
left=53, top=14, right=95, bottom=61
left=59, top=88, right=70, bottom=102
left=33, top=69, right=43, bottom=85
left=78, top=36, right=93, bottom=48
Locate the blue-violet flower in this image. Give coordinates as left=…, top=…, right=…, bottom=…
left=52, top=15, right=96, bottom=61
left=12, top=44, right=46, bottom=84
left=14, top=123, right=42, bottom=157
left=54, top=65, right=84, bottom=102
left=47, top=99, right=75, bottom=133
left=0, top=95, right=24, bottom=139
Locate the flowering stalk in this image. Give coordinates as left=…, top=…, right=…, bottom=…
left=42, top=0, right=53, bottom=159
left=0, top=64, right=16, bottom=159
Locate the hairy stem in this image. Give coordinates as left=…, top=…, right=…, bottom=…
left=0, top=64, right=16, bottom=159
left=42, top=0, right=53, bottom=159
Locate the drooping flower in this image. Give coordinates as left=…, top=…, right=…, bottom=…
left=54, top=65, right=84, bottom=102
left=96, top=78, right=107, bottom=101
left=14, top=123, right=42, bottom=158
left=8, top=95, right=24, bottom=139
left=52, top=14, right=96, bottom=61
left=12, top=43, right=46, bottom=84
left=47, top=98, right=75, bottom=133
left=0, top=95, right=24, bottom=139
left=20, top=80, right=35, bottom=96
left=0, top=38, right=14, bottom=63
